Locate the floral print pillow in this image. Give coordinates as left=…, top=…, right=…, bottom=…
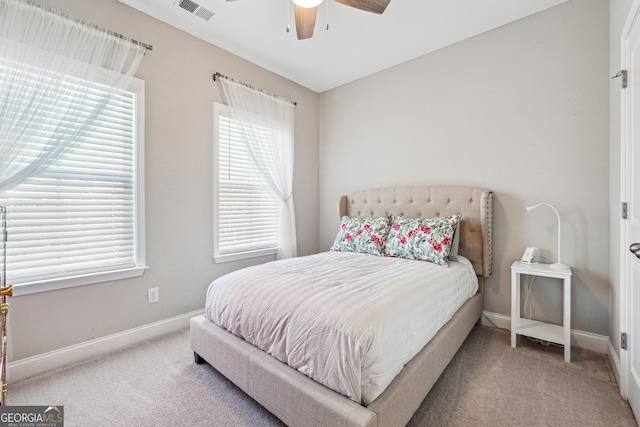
left=385, top=215, right=461, bottom=267
left=330, top=216, right=391, bottom=256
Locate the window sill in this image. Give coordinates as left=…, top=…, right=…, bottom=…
left=213, top=248, right=278, bottom=263
left=12, top=266, right=148, bottom=296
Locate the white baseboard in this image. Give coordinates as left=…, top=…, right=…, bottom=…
left=7, top=309, right=613, bottom=385
left=7, top=309, right=204, bottom=384
left=608, top=340, right=622, bottom=392
left=481, top=310, right=610, bottom=354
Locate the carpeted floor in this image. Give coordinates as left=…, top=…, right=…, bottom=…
left=7, top=325, right=637, bottom=426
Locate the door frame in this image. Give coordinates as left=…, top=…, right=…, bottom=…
left=620, top=0, right=640, bottom=404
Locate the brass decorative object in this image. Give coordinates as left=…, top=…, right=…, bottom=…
left=0, top=206, right=10, bottom=406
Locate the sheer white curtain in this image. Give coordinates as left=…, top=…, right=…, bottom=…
left=0, top=0, right=147, bottom=192
left=217, top=77, right=297, bottom=260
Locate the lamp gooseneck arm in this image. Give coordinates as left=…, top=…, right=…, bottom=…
left=525, top=202, right=562, bottom=265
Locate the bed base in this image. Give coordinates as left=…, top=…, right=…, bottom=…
left=190, top=290, right=482, bottom=427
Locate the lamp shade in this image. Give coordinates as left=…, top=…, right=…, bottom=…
left=525, top=202, right=569, bottom=270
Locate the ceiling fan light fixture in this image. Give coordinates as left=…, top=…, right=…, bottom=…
left=292, top=0, right=323, bottom=8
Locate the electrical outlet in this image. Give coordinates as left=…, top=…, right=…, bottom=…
left=148, top=287, right=159, bottom=304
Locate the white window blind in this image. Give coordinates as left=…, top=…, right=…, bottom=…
left=214, top=103, right=279, bottom=262
left=0, top=69, right=145, bottom=288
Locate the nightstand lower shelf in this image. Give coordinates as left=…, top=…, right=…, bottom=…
left=514, top=318, right=565, bottom=345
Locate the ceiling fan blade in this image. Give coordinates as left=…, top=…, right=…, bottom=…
left=295, top=5, right=318, bottom=40
left=334, top=0, right=390, bottom=14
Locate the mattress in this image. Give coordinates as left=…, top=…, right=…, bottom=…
left=205, top=251, right=478, bottom=405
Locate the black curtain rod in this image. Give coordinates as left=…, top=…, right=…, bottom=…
left=213, top=72, right=297, bottom=106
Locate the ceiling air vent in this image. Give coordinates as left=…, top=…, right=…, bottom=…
left=177, top=0, right=215, bottom=21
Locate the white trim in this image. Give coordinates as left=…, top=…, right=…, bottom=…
left=134, top=78, right=147, bottom=271
left=618, top=0, right=640, bottom=402
left=212, top=247, right=277, bottom=263
left=571, top=328, right=611, bottom=355
left=7, top=309, right=204, bottom=384
left=12, top=266, right=147, bottom=296
left=609, top=339, right=622, bottom=390
left=481, top=310, right=512, bottom=328
left=482, top=310, right=610, bottom=354
left=6, top=309, right=615, bottom=385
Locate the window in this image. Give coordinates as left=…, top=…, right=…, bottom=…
left=0, top=71, right=146, bottom=295
left=213, top=103, right=279, bottom=262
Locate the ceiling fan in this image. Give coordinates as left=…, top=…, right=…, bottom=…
left=227, top=0, right=391, bottom=40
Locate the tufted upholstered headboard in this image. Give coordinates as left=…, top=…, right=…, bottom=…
left=338, top=186, right=493, bottom=278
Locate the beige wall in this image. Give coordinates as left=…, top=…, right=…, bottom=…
left=319, top=0, right=610, bottom=335
left=8, top=0, right=320, bottom=360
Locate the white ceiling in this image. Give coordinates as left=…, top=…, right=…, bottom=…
left=117, top=0, right=569, bottom=93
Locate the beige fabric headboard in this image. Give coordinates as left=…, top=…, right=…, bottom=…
left=338, top=186, right=493, bottom=278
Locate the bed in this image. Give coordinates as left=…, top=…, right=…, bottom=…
left=190, top=186, right=493, bottom=427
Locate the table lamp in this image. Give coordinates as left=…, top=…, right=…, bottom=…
left=525, top=203, right=569, bottom=270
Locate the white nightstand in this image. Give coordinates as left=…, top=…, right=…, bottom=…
left=510, top=261, right=572, bottom=362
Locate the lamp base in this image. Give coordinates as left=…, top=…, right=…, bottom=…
left=549, top=262, right=570, bottom=270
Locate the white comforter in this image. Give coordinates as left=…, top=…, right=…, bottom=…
left=205, top=251, right=478, bottom=405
